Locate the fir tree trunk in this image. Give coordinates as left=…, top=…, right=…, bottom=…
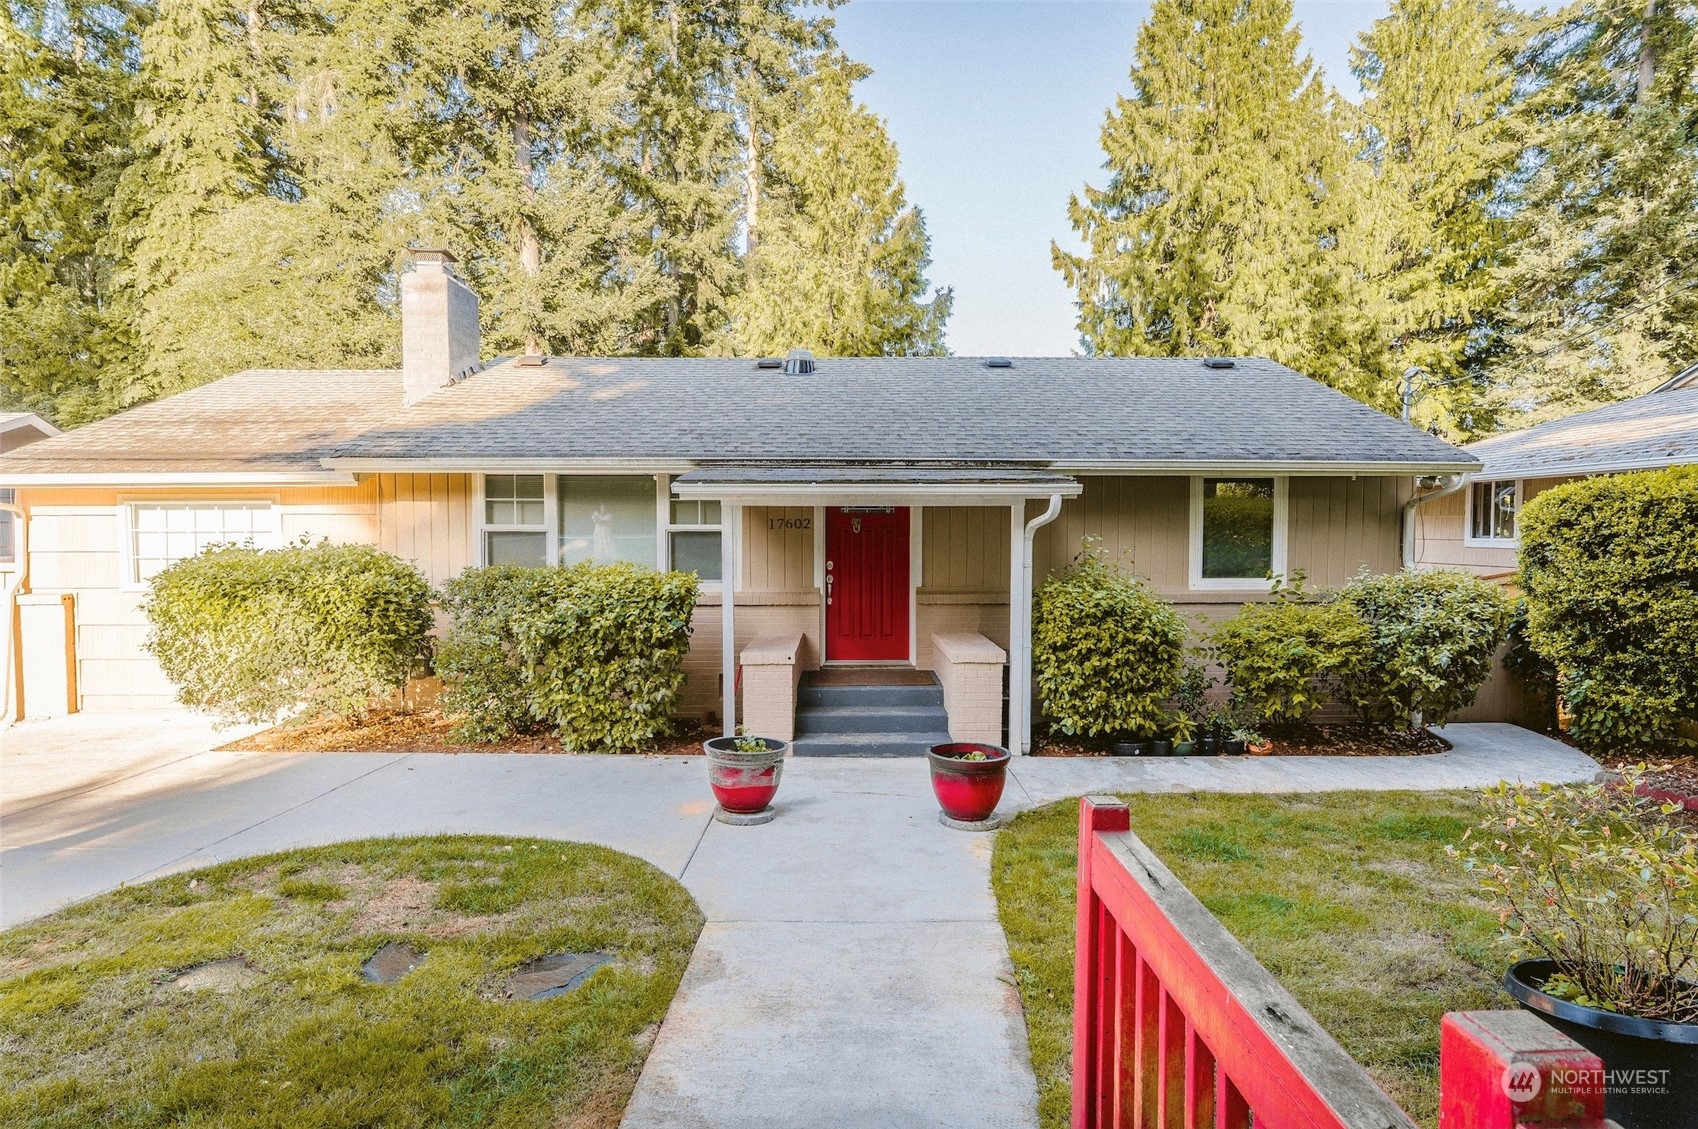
left=513, top=107, right=543, bottom=356
left=1638, top=0, right=1658, bottom=102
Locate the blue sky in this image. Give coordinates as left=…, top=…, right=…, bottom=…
left=829, top=0, right=1390, bottom=356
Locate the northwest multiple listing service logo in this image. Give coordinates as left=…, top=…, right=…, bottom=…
left=1502, top=1063, right=1668, bottom=1103
left=1501, top=1062, right=1542, bottom=1102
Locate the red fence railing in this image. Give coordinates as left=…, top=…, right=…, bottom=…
left=1071, top=796, right=1612, bottom=1129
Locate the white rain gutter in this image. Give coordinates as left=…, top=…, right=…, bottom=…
left=1401, top=474, right=1466, bottom=570
left=0, top=499, right=26, bottom=725
left=1011, top=494, right=1065, bottom=754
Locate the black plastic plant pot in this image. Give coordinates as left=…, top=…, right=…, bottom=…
left=1198, top=736, right=1220, bottom=756
left=1505, top=959, right=1698, bottom=1129
left=1151, top=739, right=1173, bottom=757
left=1111, top=739, right=1146, bottom=757
left=1223, top=738, right=1247, bottom=756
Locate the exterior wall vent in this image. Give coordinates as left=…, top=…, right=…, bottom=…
left=1202, top=357, right=1236, bottom=369
left=782, top=348, right=816, bottom=375
left=755, top=358, right=783, bottom=369
left=985, top=357, right=1014, bottom=368
left=516, top=354, right=548, bottom=367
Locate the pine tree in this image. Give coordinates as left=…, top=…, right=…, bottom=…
left=1055, top=0, right=1380, bottom=403
left=1495, top=0, right=1698, bottom=419
left=1, top=0, right=145, bottom=425
left=726, top=61, right=951, bottom=356
left=1348, top=0, right=1520, bottom=435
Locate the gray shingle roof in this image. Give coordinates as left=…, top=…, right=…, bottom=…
left=1468, top=386, right=1698, bottom=479
left=0, top=356, right=1476, bottom=477
left=346, top=355, right=1471, bottom=468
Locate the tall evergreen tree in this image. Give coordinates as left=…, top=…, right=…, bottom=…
left=1495, top=0, right=1698, bottom=419
left=725, top=61, right=951, bottom=356
left=1055, top=0, right=1382, bottom=403
left=1, top=0, right=144, bottom=424
left=1348, top=0, right=1520, bottom=435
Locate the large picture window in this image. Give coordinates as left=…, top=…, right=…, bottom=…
left=559, top=475, right=657, bottom=567
left=122, top=501, right=279, bottom=587
left=1467, top=479, right=1519, bottom=543
left=1189, top=477, right=1287, bottom=589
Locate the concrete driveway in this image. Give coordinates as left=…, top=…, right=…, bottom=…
left=1, top=712, right=1601, bottom=1129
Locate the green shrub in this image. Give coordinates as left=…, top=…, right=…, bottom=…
left=1340, top=569, right=1512, bottom=730
left=436, top=562, right=699, bottom=750
left=1032, top=544, right=1187, bottom=738
left=1518, top=467, right=1698, bottom=753
left=1211, top=588, right=1369, bottom=727
left=143, top=539, right=434, bottom=724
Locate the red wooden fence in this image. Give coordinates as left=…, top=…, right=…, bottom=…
left=1071, top=796, right=1612, bottom=1129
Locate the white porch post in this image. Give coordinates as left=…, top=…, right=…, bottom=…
left=721, top=502, right=740, bottom=737
left=1008, top=500, right=1025, bottom=753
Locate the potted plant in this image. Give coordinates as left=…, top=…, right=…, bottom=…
left=703, top=730, right=788, bottom=818
left=1172, top=661, right=1212, bottom=756
left=1170, top=713, right=1196, bottom=756
left=1456, top=768, right=1698, bottom=1129
left=1198, top=710, right=1227, bottom=755
left=1225, top=726, right=1258, bottom=756
left=1110, top=734, right=1148, bottom=757
left=1242, top=728, right=1273, bottom=755
left=1150, top=735, right=1174, bottom=757
left=927, top=742, right=1010, bottom=825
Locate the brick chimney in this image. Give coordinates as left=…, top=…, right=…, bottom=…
left=402, top=249, right=481, bottom=405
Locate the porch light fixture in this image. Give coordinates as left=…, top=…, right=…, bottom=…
left=782, top=348, right=816, bottom=375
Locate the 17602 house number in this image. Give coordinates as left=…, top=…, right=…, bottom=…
left=768, top=516, right=812, bottom=531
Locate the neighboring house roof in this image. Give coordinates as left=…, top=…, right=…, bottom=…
left=1467, top=385, right=1698, bottom=480
left=0, top=412, right=62, bottom=440
left=0, top=356, right=1476, bottom=483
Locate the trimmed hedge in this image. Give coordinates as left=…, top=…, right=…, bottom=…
left=1211, top=591, right=1369, bottom=727
left=1032, top=545, right=1187, bottom=738
left=142, top=539, right=435, bottom=724
left=1519, top=467, right=1698, bottom=753
left=437, top=562, right=699, bottom=750
left=1340, top=569, right=1511, bottom=730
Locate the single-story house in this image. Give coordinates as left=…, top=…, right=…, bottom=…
left=1413, top=365, right=1698, bottom=580
left=0, top=251, right=1480, bottom=750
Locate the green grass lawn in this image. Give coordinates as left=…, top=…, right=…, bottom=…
left=0, top=836, right=703, bottom=1128
left=992, top=791, right=1516, bottom=1129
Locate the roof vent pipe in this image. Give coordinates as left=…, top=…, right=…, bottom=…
left=1202, top=357, right=1236, bottom=369
left=985, top=357, right=1013, bottom=369
left=782, top=349, right=816, bottom=375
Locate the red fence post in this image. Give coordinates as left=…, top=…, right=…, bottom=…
left=1073, top=796, right=1131, bottom=1129
left=1439, top=1012, right=1610, bottom=1129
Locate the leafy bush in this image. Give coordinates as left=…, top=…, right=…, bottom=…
left=1518, top=467, right=1698, bottom=753
left=437, top=562, right=698, bottom=750
left=1211, top=587, right=1369, bottom=727
left=1454, top=769, right=1698, bottom=1023
left=143, top=539, right=434, bottom=724
left=1340, top=569, right=1511, bottom=730
left=1032, top=544, right=1186, bottom=738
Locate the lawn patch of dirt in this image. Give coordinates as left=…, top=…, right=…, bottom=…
left=0, top=836, right=704, bottom=1128
left=1031, top=723, right=1449, bottom=758
left=220, top=709, right=708, bottom=755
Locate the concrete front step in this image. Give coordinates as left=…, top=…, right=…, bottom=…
left=795, top=704, right=949, bottom=736
left=797, top=681, right=944, bottom=709
left=789, top=731, right=955, bottom=758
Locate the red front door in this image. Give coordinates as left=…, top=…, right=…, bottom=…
left=825, top=507, right=911, bottom=661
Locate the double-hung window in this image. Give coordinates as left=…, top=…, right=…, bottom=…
left=1189, top=477, right=1288, bottom=589
left=121, top=501, right=280, bottom=588
left=476, top=473, right=721, bottom=582
left=1466, top=479, right=1519, bottom=545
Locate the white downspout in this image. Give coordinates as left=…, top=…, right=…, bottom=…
left=1401, top=474, right=1466, bottom=570
left=721, top=503, right=739, bottom=737
left=1, top=500, right=27, bottom=725
left=1015, top=494, right=1064, bottom=754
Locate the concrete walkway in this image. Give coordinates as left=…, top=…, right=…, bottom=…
left=1, top=713, right=1601, bottom=1128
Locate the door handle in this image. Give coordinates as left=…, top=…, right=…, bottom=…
left=825, top=572, right=834, bottom=606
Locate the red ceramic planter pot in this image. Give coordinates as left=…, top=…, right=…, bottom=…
left=703, top=737, right=789, bottom=813
left=927, top=743, right=1010, bottom=822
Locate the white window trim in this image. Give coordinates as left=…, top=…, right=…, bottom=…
left=474, top=473, right=553, bottom=566
left=1187, top=476, right=1289, bottom=591
left=117, top=498, right=281, bottom=592
left=1463, top=477, right=1522, bottom=548
left=663, top=485, right=724, bottom=590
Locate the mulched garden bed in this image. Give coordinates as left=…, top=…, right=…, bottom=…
left=1031, top=723, right=1450, bottom=758
left=1594, top=751, right=1698, bottom=809
left=220, top=709, right=709, bottom=755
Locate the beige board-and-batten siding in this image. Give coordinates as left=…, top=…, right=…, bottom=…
left=1412, top=475, right=1573, bottom=577
left=15, top=476, right=472, bottom=710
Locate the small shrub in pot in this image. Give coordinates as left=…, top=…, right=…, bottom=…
left=1454, top=769, right=1698, bottom=1129
left=1032, top=541, right=1186, bottom=739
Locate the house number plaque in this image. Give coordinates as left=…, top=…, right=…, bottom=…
left=767, top=516, right=812, bottom=531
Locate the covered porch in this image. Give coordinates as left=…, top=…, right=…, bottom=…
left=671, top=465, right=1082, bottom=754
